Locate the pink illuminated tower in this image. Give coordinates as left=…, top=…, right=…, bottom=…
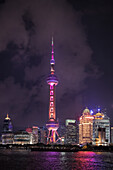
left=46, top=37, right=59, bottom=143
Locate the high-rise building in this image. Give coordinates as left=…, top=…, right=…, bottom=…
left=26, top=126, right=39, bottom=144
left=32, top=126, right=38, bottom=144
left=46, top=38, right=59, bottom=144
left=79, top=108, right=94, bottom=145
left=2, top=114, right=14, bottom=144
left=58, top=122, right=66, bottom=144
left=39, top=127, right=47, bottom=144
left=111, top=127, right=113, bottom=144
left=65, top=119, right=77, bottom=145
left=93, top=111, right=110, bottom=145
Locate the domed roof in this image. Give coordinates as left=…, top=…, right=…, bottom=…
left=83, top=107, right=90, bottom=114
left=94, top=112, right=104, bottom=119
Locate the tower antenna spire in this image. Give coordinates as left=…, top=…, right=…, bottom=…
left=51, top=36, right=54, bottom=60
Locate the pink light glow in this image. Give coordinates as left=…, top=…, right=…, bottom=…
left=50, top=96, right=53, bottom=101
left=52, top=54, right=54, bottom=60
left=80, top=117, right=82, bottom=120
left=50, top=83, right=54, bottom=86
left=50, top=85, right=53, bottom=89
left=50, top=102, right=53, bottom=106
left=50, top=91, right=53, bottom=95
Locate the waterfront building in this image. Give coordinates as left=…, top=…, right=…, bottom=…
left=93, top=111, right=110, bottom=145
left=58, top=123, right=66, bottom=144
left=46, top=38, right=59, bottom=144
left=26, top=127, right=33, bottom=144
left=65, top=119, right=77, bottom=145
left=111, top=127, right=113, bottom=144
left=79, top=108, right=94, bottom=145
left=2, top=114, right=14, bottom=144
left=14, top=130, right=30, bottom=145
left=32, top=126, right=38, bottom=144
left=26, top=126, right=39, bottom=144
left=39, top=127, right=47, bottom=144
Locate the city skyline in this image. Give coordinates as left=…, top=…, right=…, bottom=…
left=0, top=0, right=113, bottom=130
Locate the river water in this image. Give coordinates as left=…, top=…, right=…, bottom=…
left=0, top=150, right=113, bottom=170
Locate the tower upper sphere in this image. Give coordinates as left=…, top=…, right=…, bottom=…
left=47, top=37, right=58, bottom=86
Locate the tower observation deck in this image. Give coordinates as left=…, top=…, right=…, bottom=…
left=46, top=38, right=59, bottom=144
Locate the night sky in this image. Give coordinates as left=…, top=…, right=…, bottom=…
left=0, top=0, right=113, bottom=131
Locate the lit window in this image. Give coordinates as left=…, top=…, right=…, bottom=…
left=50, top=85, right=53, bottom=89
left=51, top=108, right=53, bottom=112
left=50, top=91, right=53, bottom=95
left=50, top=96, right=53, bottom=101
left=51, top=113, right=53, bottom=118
left=50, top=102, right=53, bottom=106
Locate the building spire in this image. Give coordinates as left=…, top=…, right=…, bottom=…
left=5, top=114, right=10, bottom=120
left=51, top=36, right=54, bottom=60
left=50, top=36, right=55, bottom=74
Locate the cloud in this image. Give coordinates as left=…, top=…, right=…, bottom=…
left=0, top=0, right=99, bottom=128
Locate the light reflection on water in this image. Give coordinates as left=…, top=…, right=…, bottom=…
left=0, top=150, right=113, bottom=170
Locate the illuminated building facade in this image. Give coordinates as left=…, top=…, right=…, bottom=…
left=58, top=123, right=66, bottom=144
left=39, top=127, right=47, bottom=144
left=79, top=108, right=94, bottom=145
left=26, top=127, right=33, bottom=144
left=14, top=130, right=30, bottom=145
left=111, top=127, right=113, bottom=144
left=46, top=38, right=59, bottom=144
left=26, top=126, right=39, bottom=144
left=65, top=119, right=77, bottom=144
left=32, top=126, right=38, bottom=144
left=2, top=114, right=14, bottom=144
left=92, top=111, right=110, bottom=145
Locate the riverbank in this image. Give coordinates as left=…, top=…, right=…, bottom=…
left=0, top=144, right=113, bottom=152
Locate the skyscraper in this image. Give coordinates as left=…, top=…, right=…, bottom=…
left=65, top=119, right=77, bottom=145
left=111, top=127, right=113, bottom=144
left=92, top=111, right=110, bottom=145
left=79, top=108, right=94, bottom=145
left=2, top=114, right=14, bottom=144
left=46, top=38, right=59, bottom=144
left=39, top=126, right=47, bottom=144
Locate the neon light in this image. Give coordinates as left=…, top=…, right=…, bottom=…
left=50, top=91, right=53, bottom=95
left=98, top=108, right=101, bottom=112
left=50, top=108, right=53, bottom=112
left=85, top=117, right=94, bottom=119
left=90, top=110, right=93, bottom=115
left=50, top=85, right=53, bottom=89
left=50, top=83, right=54, bottom=86
left=50, top=102, right=53, bottom=106
left=50, top=96, right=53, bottom=101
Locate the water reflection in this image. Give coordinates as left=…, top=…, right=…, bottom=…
left=0, top=151, right=113, bottom=170
left=73, top=151, right=98, bottom=170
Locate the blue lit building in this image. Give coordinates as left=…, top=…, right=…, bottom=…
left=2, top=114, right=14, bottom=144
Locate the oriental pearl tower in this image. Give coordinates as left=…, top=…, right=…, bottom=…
left=46, top=37, right=59, bottom=144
